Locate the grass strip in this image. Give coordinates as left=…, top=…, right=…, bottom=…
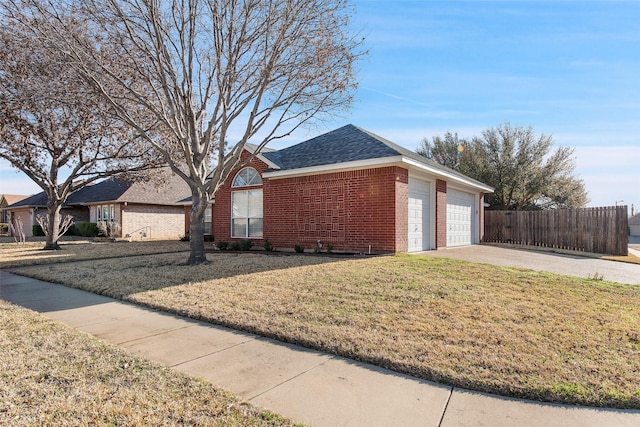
left=6, top=248, right=640, bottom=409
left=0, top=300, right=298, bottom=426
left=0, top=240, right=191, bottom=269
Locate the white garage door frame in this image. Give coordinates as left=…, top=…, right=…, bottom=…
left=408, top=177, right=433, bottom=252
left=446, top=188, right=477, bottom=247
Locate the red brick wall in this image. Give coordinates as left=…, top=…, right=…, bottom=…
left=264, top=166, right=407, bottom=253
left=435, top=179, right=447, bottom=248
left=211, top=151, right=408, bottom=253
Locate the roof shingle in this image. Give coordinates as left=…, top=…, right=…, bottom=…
left=7, top=170, right=190, bottom=208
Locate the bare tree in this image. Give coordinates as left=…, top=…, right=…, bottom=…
left=0, top=5, right=159, bottom=250
left=9, top=217, right=26, bottom=244
left=13, top=0, right=364, bottom=264
left=36, top=213, right=75, bottom=239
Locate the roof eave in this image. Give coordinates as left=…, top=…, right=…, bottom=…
left=401, top=157, right=494, bottom=193
left=243, top=144, right=281, bottom=170
left=262, top=155, right=494, bottom=193
left=262, top=156, right=404, bottom=179
left=4, top=204, right=38, bottom=209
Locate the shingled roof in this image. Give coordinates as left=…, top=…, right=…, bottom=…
left=1, top=194, right=30, bottom=206
left=262, top=124, right=491, bottom=191
left=262, top=125, right=399, bottom=169
left=7, top=170, right=190, bottom=208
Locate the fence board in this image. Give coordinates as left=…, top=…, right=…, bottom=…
left=484, top=206, right=629, bottom=256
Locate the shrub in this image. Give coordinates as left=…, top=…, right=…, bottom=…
left=180, top=234, right=190, bottom=242
left=229, top=241, right=241, bottom=251
left=32, top=224, right=45, bottom=236
left=239, top=239, right=253, bottom=251
left=66, top=224, right=80, bottom=236
left=97, top=221, right=121, bottom=238
left=77, top=222, right=99, bottom=237
left=0, top=223, right=9, bottom=235
left=263, top=239, right=274, bottom=252
left=294, top=244, right=304, bottom=253
left=216, top=241, right=229, bottom=250
left=326, top=243, right=333, bottom=253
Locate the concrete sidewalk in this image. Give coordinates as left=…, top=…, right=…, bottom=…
left=1, top=270, right=639, bottom=426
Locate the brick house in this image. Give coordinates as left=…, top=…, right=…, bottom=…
left=1, top=194, right=29, bottom=224
left=210, top=124, right=493, bottom=253
left=5, top=171, right=190, bottom=240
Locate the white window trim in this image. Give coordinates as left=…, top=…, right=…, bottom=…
left=203, top=207, right=212, bottom=235
left=230, top=167, right=263, bottom=239
left=97, top=204, right=115, bottom=222
left=231, top=189, right=263, bottom=238
left=232, top=167, right=262, bottom=187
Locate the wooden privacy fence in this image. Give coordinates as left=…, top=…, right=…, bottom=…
left=484, top=206, right=629, bottom=256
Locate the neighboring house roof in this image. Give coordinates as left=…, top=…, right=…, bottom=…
left=7, top=170, right=190, bottom=209
left=629, top=213, right=640, bottom=226
left=262, top=124, right=493, bottom=192
left=1, top=194, right=30, bottom=207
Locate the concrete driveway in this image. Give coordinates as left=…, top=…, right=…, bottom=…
left=418, top=244, right=640, bottom=285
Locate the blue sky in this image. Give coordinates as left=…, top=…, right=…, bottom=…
left=2, top=0, right=639, bottom=210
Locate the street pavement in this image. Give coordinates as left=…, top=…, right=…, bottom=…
left=1, top=267, right=639, bottom=426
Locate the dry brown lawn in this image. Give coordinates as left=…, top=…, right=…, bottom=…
left=0, top=240, right=191, bottom=269
left=0, top=299, right=297, bottom=426
left=5, top=244, right=639, bottom=409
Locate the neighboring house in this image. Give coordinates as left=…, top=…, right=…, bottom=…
left=1, top=194, right=29, bottom=224
left=211, top=124, right=493, bottom=253
left=6, top=171, right=190, bottom=240
left=630, top=213, right=640, bottom=237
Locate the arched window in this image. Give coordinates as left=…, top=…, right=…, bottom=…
left=231, top=168, right=263, bottom=238
left=232, top=167, right=262, bottom=187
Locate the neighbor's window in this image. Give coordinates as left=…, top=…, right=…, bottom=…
left=97, top=204, right=115, bottom=221
left=231, top=168, right=263, bottom=238
left=203, top=206, right=212, bottom=235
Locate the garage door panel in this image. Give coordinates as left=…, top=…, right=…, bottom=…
left=408, top=178, right=430, bottom=252
left=447, top=189, right=474, bottom=247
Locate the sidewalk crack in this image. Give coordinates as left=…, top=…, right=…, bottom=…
left=246, top=354, right=336, bottom=401
left=438, top=387, right=454, bottom=427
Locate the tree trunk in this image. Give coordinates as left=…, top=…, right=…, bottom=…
left=187, top=190, right=209, bottom=265
left=43, top=202, right=62, bottom=250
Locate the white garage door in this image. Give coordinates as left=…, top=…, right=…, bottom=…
left=408, top=178, right=430, bottom=252
left=447, top=189, right=475, bottom=247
